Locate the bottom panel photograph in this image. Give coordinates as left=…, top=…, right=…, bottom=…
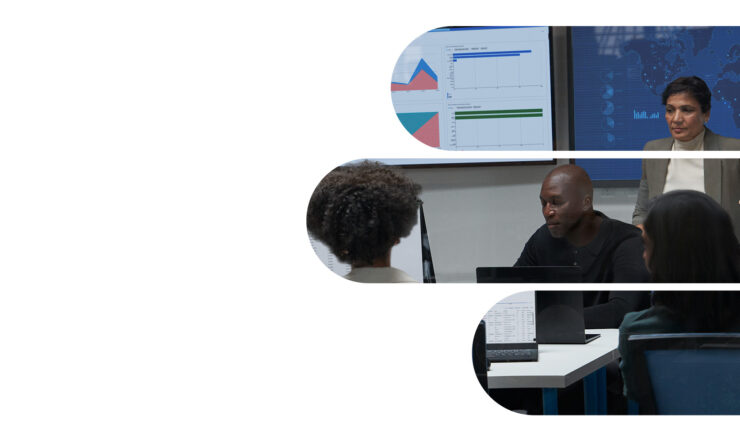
left=473, top=291, right=740, bottom=415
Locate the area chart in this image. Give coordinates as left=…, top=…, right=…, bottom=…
left=391, top=59, right=439, bottom=92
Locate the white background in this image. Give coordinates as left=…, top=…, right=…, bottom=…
left=0, top=1, right=735, bottom=440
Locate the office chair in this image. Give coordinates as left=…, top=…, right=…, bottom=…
left=472, top=320, right=488, bottom=391
left=627, top=333, right=740, bottom=414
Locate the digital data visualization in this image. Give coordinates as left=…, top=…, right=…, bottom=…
left=391, top=27, right=554, bottom=151
left=572, top=26, right=740, bottom=180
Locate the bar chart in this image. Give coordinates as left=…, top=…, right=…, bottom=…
left=448, top=49, right=543, bottom=90
left=390, top=27, right=553, bottom=150
left=448, top=103, right=546, bottom=150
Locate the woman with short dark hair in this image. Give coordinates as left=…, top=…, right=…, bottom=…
left=660, top=75, right=712, bottom=115
left=632, top=76, right=740, bottom=239
left=306, top=161, right=422, bottom=282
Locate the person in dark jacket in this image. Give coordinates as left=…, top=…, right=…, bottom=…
left=620, top=190, right=740, bottom=411
left=515, top=164, right=650, bottom=328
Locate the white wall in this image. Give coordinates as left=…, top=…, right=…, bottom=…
left=403, top=164, right=639, bottom=282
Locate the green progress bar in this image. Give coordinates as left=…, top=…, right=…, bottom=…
left=456, top=113, right=543, bottom=120
left=455, top=108, right=542, bottom=116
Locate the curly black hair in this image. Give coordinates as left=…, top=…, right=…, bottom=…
left=307, top=161, right=422, bottom=265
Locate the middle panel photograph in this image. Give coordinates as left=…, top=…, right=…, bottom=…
left=306, top=157, right=740, bottom=284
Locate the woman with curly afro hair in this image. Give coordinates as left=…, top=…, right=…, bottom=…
left=307, top=161, right=422, bottom=282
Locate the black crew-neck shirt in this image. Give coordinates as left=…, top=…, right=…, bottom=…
left=514, top=211, right=650, bottom=328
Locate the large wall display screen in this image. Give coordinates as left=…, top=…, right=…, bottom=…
left=391, top=27, right=555, bottom=152
left=571, top=26, right=740, bottom=180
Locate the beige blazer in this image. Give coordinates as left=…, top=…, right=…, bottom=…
left=632, top=128, right=740, bottom=239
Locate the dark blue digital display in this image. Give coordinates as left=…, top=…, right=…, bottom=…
left=571, top=26, right=740, bottom=180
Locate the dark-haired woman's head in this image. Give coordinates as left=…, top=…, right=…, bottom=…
left=662, top=76, right=711, bottom=142
left=306, top=161, right=421, bottom=267
left=643, top=190, right=740, bottom=283
left=662, top=76, right=711, bottom=113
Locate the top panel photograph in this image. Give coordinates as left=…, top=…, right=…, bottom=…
left=390, top=26, right=740, bottom=151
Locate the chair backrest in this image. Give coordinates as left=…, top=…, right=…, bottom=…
left=472, top=320, right=488, bottom=391
left=628, top=333, right=740, bottom=414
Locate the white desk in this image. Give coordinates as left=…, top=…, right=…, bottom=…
left=487, top=329, right=620, bottom=414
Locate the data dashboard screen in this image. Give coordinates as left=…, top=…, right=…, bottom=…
left=391, top=26, right=554, bottom=152
left=572, top=26, right=740, bottom=180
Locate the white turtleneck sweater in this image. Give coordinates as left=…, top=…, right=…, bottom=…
left=663, top=129, right=705, bottom=194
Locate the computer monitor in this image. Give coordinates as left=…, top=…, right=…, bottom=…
left=535, top=291, right=599, bottom=344
left=391, top=26, right=555, bottom=152
left=570, top=26, right=740, bottom=180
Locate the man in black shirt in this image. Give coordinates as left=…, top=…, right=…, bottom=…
left=515, top=164, right=650, bottom=328
left=490, top=165, right=650, bottom=414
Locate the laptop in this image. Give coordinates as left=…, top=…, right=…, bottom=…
left=483, top=292, right=538, bottom=362
left=535, top=291, right=600, bottom=344
left=476, top=266, right=582, bottom=283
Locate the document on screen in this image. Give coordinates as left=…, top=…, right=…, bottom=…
left=484, top=291, right=536, bottom=344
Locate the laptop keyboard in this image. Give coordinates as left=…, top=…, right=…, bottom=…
left=487, top=348, right=538, bottom=362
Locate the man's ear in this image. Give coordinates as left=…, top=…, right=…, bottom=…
left=583, top=195, right=593, bottom=212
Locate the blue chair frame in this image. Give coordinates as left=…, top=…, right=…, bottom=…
left=627, top=333, right=740, bottom=414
